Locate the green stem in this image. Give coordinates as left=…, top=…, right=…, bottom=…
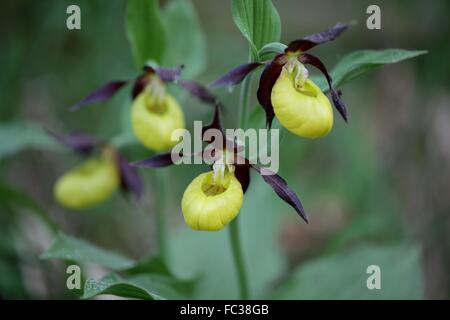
left=229, top=51, right=255, bottom=300
left=155, top=170, right=169, bottom=263
left=229, top=218, right=250, bottom=299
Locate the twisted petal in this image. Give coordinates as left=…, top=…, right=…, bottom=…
left=131, top=73, right=150, bottom=99
left=178, top=80, right=219, bottom=106
left=234, top=164, right=250, bottom=193
left=46, top=129, right=100, bottom=155
left=252, top=166, right=308, bottom=223
left=299, top=53, right=347, bottom=121
left=257, top=54, right=284, bottom=128
left=286, top=22, right=351, bottom=53
left=117, top=153, right=144, bottom=200
left=70, top=80, right=128, bottom=111
left=153, top=65, right=183, bottom=82
left=210, top=62, right=264, bottom=88
left=131, top=152, right=177, bottom=168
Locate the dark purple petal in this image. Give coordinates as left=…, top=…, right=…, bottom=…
left=257, top=54, right=284, bottom=129
left=46, top=129, right=99, bottom=155
left=132, top=74, right=150, bottom=99
left=234, top=164, right=251, bottom=193
left=117, top=153, right=144, bottom=200
left=178, top=80, right=218, bottom=106
left=299, top=53, right=347, bottom=121
left=286, top=22, right=351, bottom=53
left=130, top=152, right=177, bottom=168
left=155, top=65, right=183, bottom=82
left=70, top=80, right=128, bottom=111
left=210, top=62, right=264, bottom=88
left=252, top=166, right=308, bottom=223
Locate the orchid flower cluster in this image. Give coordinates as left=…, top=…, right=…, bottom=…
left=54, top=23, right=350, bottom=231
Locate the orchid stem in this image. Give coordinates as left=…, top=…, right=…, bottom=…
left=229, top=51, right=255, bottom=300
left=155, top=169, right=169, bottom=263
left=229, top=218, right=250, bottom=299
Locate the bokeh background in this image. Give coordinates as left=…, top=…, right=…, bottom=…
left=1, top=0, right=449, bottom=299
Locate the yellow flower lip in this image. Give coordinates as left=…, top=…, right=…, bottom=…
left=131, top=89, right=185, bottom=152
left=271, top=68, right=333, bottom=139
left=54, top=153, right=120, bottom=210
left=181, top=171, right=244, bottom=231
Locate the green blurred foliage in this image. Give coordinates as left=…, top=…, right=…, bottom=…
left=0, top=0, right=448, bottom=300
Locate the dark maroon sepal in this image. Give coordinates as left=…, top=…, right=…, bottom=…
left=299, top=53, right=348, bottom=122
left=130, top=152, right=178, bottom=168
left=178, top=80, right=218, bottom=106
left=210, top=62, right=264, bottom=88
left=70, top=80, right=128, bottom=111
left=131, top=73, right=150, bottom=99
left=202, top=104, right=224, bottom=141
left=234, top=163, right=251, bottom=193
left=117, top=153, right=144, bottom=200
left=252, top=166, right=308, bottom=223
left=286, top=22, right=351, bottom=53
left=46, top=129, right=99, bottom=155
left=155, top=65, right=183, bottom=82
left=256, top=55, right=284, bottom=129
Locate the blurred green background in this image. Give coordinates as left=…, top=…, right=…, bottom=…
left=0, top=0, right=449, bottom=299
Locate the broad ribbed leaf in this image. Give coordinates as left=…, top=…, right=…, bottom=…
left=231, top=0, right=281, bottom=59
left=83, top=273, right=189, bottom=300
left=40, top=232, right=135, bottom=270
left=0, top=122, right=62, bottom=159
left=126, top=0, right=167, bottom=67
left=0, top=184, right=57, bottom=232
left=314, top=49, right=427, bottom=92
left=273, top=244, right=423, bottom=299
left=259, top=42, right=287, bottom=59
left=162, top=0, right=206, bottom=77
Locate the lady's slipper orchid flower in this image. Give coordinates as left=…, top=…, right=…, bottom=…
left=131, top=106, right=308, bottom=231
left=211, top=22, right=350, bottom=138
left=70, top=65, right=217, bottom=151
left=48, top=130, right=143, bottom=210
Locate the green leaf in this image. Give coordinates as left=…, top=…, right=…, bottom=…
left=41, top=232, right=135, bottom=270
left=0, top=184, right=57, bottom=233
left=258, top=41, right=287, bottom=60
left=314, top=49, right=427, bottom=91
left=0, top=122, right=61, bottom=159
left=126, top=0, right=167, bottom=67
left=83, top=272, right=193, bottom=300
left=124, top=256, right=172, bottom=277
left=162, top=0, right=206, bottom=78
left=273, top=244, right=424, bottom=299
left=231, top=0, right=281, bottom=59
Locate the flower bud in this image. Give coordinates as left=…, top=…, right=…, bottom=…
left=54, top=153, right=120, bottom=210
left=271, top=68, right=333, bottom=138
left=181, top=170, right=244, bottom=231
left=131, top=90, right=185, bottom=151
